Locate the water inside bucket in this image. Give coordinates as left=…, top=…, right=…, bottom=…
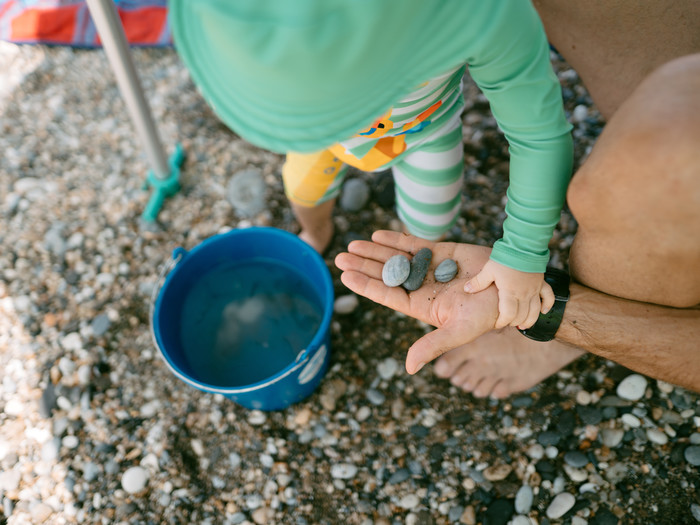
left=179, top=258, right=324, bottom=387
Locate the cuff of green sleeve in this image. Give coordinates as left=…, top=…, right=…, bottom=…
left=490, top=240, right=549, bottom=273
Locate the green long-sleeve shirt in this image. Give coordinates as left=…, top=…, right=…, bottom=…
left=465, top=2, right=573, bottom=272
left=172, top=0, right=573, bottom=272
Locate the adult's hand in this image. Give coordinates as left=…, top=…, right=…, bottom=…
left=334, top=230, right=500, bottom=374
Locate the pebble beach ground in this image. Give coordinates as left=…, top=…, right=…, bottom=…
left=1, top=42, right=699, bottom=525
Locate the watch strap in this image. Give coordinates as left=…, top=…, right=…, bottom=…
left=518, top=266, right=570, bottom=342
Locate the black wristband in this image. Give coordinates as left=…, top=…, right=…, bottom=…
left=518, top=266, right=570, bottom=342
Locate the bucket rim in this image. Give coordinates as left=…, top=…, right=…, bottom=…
left=150, top=226, right=334, bottom=394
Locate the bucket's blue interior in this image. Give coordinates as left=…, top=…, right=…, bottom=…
left=153, top=228, right=333, bottom=393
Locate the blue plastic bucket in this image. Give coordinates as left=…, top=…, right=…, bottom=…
left=151, top=227, right=334, bottom=410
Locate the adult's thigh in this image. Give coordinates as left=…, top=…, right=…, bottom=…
left=567, top=54, right=700, bottom=308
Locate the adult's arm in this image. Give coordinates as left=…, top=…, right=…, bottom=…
left=558, top=284, right=700, bottom=392
left=335, top=231, right=700, bottom=392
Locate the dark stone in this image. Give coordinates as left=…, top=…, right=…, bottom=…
left=402, top=248, right=433, bottom=291
left=676, top=423, right=693, bottom=438
left=670, top=444, right=687, bottom=465
left=602, top=407, right=618, bottom=420
left=449, top=411, right=472, bottom=425
left=590, top=507, right=620, bottom=525
left=374, top=170, right=395, bottom=209
left=416, top=510, right=434, bottom=525
left=39, top=381, right=57, bottom=418
left=556, top=410, right=576, bottom=437
left=388, top=468, right=411, bottom=485
left=483, top=498, right=514, bottom=525
left=576, top=406, right=603, bottom=426
left=563, top=451, right=589, bottom=468
left=512, top=395, right=533, bottom=408
left=429, top=443, right=445, bottom=462
left=65, top=270, right=80, bottom=285
left=537, top=431, right=561, bottom=447
left=535, top=460, right=556, bottom=481
left=410, top=425, right=430, bottom=438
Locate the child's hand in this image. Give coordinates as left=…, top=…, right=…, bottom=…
left=464, top=260, right=555, bottom=330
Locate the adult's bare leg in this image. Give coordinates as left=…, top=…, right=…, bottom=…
left=533, top=0, right=700, bottom=119
left=435, top=54, right=700, bottom=397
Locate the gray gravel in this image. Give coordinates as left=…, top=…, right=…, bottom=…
left=1, top=41, right=699, bottom=525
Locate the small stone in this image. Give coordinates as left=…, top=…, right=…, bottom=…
left=252, top=507, right=272, bottom=525
left=621, top=413, right=641, bottom=428
left=483, top=464, right=512, bottom=481
left=226, top=168, right=266, bottom=217
left=247, top=410, right=267, bottom=426
left=576, top=390, right=592, bottom=405
left=461, top=506, right=476, bottom=525
left=514, top=485, right=533, bottom=514
left=691, top=503, right=700, bottom=522
left=356, top=405, right=371, bottom=422
left=30, top=502, right=53, bottom=523
left=366, top=388, right=385, bottom=405
left=382, top=254, right=411, bottom=287
left=526, top=443, right=545, bottom=460
left=403, top=248, right=432, bottom=291
left=83, top=462, right=100, bottom=482
left=485, top=499, right=514, bottom=525
left=546, top=492, right=576, bottom=519
left=294, top=407, right=312, bottom=427
left=616, top=374, right=648, bottom=401
left=434, top=259, right=458, bottom=283
left=600, top=428, right=625, bottom=448
left=62, top=435, right=79, bottom=449
left=572, top=104, right=589, bottom=123
left=91, top=314, right=112, bottom=336
left=564, top=451, right=589, bottom=468
left=339, top=178, right=370, bottom=211
left=121, top=466, right=148, bottom=494
left=377, top=357, right=399, bottom=380
left=333, top=294, right=359, bottom=315
left=331, top=463, right=358, bottom=479
left=646, top=428, right=669, bottom=445
left=388, top=468, right=411, bottom=484
left=398, top=494, right=420, bottom=510
left=684, top=446, right=700, bottom=466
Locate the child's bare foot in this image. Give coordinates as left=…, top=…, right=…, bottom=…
left=432, top=328, right=585, bottom=399
left=298, top=223, right=335, bottom=255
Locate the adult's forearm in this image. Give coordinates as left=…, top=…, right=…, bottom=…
left=557, top=283, right=700, bottom=392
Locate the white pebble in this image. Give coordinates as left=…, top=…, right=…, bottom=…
left=121, top=466, right=149, bottom=494
left=572, top=104, right=589, bottom=123
left=621, top=413, right=641, bottom=428
left=398, top=494, right=420, bottom=510
left=248, top=410, right=267, bottom=426
left=333, top=294, right=359, bottom=315
left=546, top=492, right=576, bottom=519
left=575, top=390, right=592, bottom=405
left=514, top=485, right=533, bottom=514
left=62, top=435, right=79, bottom=449
left=646, top=428, right=669, bottom=445
left=330, top=463, right=358, bottom=479
left=616, top=374, right=647, bottom=401
left=377, top=357, right=399, bottom=380
left=356, top=406, right=371, bottom=422
left=600, top=428, right=624, bottom=448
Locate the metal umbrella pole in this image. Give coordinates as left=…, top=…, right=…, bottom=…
left=85, top=0, right=184, bottom=223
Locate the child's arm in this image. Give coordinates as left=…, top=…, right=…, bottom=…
left=466, top=1, right=573, bottom=274
left=462, top=2, right=574, bottom=326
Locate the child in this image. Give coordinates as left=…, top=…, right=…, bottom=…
left=170, top=0, right=574, bottom=330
